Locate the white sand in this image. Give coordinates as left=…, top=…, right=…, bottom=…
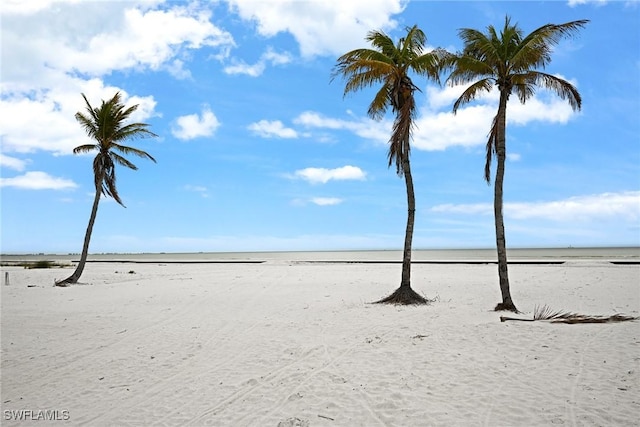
left=1, top=260, right=638, bottom=426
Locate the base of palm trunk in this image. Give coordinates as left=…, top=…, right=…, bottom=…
left=374, top=285, right=431, bottom=305
left=55, top=276, right=76, bottom=287
left=494, top=301, right=518, bottom=313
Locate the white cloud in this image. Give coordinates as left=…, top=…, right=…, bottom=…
left=184, top=184, right=209, bottom=198
left=411, top=105, right=494, bottom=151
left=431, top=191, right=640, bottom=222
left=0, top=2, right=231, bottom=155
left=414, top=83, right=581, bottom=151
left=223, top=61, right=265, bottom=77
left=248, top=120, right=298, bottom=138
left=2, top=3, right=234, bottom=83
left=567, top=0, right=609, bottom=6
left=226, top=0, right=406, bottom=57
left=172, top=107, right=221, bottom=140
left=263, top=47, right=293, bottom=66
left=311, top=197, right=343, bottom=206
left=0, top=154, right=28, bottom=171
left=0, top=83, right=157, bottom=155
left=310, top=82, right=583, bottom=151
left=508, top=153, right=522, bottom=162
left=508, top=96, right=576, bottom=125
left=293, top=165, right=366, bottom=184
left=224, top=47, right=292, bottom=77
left=1, top=0, right=88, bottom=15
left=0, top=171, right=77, bottom=190
left=165, top=59, right=192, bottom=80
left=294, top=111, right=390, bottom=144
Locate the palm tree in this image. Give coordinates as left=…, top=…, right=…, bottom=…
left=446, top=16, right=588, bottom=311
left=56, top=92, right=157, bottom=286
left=332, top=25, right=449, bottom=304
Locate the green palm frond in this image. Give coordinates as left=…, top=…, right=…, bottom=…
left=331, top=48, right=393, bottom=93
left=111, top=152, right=138, bottom=170
left=75, top=92, right=156, bottom=207
left=75, top=110, right=98, bottom=141
left=366, top=29, right=398, bottom=58
left=72, top=144, right=98, bottom=155
left=452, top=78, right=493, bottom=113
left=513, top=19, right=589, bottom=72
left=113, top=122, right=158, bottom=142
left=368, top=85, right=392, bottom=120
left=111, top=143, right=157, bottom=162
left=412, top=48, right=449, bottom=82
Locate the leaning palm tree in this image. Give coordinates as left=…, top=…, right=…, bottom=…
left=446, top=16, right=588, bottom=311
left=56, top=92, right=157, bottom=286
left=332, top=25, right=449, bottom=304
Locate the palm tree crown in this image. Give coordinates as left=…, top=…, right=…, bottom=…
left=332, top=25, right=448, bottom=174
left=74, top=92, right=157, bottom=206
left=447, top=16, right=588, bottom=181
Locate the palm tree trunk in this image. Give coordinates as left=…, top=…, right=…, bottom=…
left=493, top=92, right=517, bottom=312
left=400, top=157, right=415, bottom=288
left=55, top=187, right=101, bottom=286
left=374, top=156, right=428, bottom=305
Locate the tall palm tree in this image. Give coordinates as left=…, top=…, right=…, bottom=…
left=446, top=16, right=588, bottom=311
left=332, top=25, right=449, bottom=304
left=56, top=92, right=157, bottom=286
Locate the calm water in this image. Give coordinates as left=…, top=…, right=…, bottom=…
left=2, top=247, right=639, bottom=263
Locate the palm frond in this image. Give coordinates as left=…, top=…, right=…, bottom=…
left=72, top=144, right=98, bottom=154
left=484, top=114, right=498, bottom=183
left=451, top=78, right=493, bottom=113
left=368, top=85, right=392, bottom=120
left=513, top=20, right=589, bottom=71
left=100, top=161, right=124, bottom=207
left=111, top=143, right=157, bottom=162
left=523, top=71, right=582, bottom=110
left=366, top=29, right=397, bottom=57
left=75, top=111, right=98, bottom=140
left=533, top=305, right=638, bottom=323
left=114, top=122, right=158, bottom=142
left=111, top=152, right=138, bottom=170
left=387, top=82, right=416, bottom=175
left=501, top=304, right=638, bottom=324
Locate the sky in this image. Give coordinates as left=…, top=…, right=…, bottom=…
left=1, top=0, right=639, bottom=254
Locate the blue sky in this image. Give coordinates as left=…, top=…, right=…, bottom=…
left=1, top=0, right=639, bottom=254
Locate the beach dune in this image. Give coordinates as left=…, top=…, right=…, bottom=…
left=1, top=257, right=638, bottom=426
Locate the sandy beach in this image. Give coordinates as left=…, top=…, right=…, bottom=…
left=1, top=256, right=638, bottom=426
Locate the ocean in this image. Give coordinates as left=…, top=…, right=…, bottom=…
left=2, top=247, right=639, bottom=264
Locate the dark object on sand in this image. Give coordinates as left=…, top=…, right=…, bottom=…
left=500, top=305, right=638, bottom=324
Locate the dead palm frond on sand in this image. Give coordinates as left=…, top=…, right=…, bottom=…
left=500, top=305, right=638, bottom=324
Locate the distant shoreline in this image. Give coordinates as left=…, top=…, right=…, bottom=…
left=2, top=247, right=638, bottom=264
